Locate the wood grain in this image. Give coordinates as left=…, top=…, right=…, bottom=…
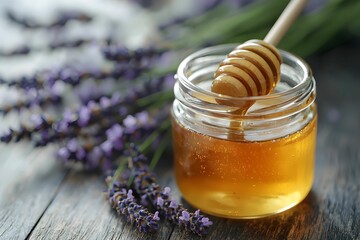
left=28, top=172, right=128, bottom=240
left=0, top=144, right=67, bottom=240
left=27, top=157, right=177, bottom=240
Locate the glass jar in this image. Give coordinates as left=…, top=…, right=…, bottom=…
left=171, top=44, right=317, bottom=219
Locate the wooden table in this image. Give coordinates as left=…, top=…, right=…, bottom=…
left=1, top=40, right=359, bottom=240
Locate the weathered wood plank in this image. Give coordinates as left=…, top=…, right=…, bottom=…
left=28, top=158, right=176, bottom=240
left=0, top=144, right=67, bottom=240
left=28, top=172, right=128, bottom=240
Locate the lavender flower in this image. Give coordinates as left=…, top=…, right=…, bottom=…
left=55, top=107, right=165, bottom=171
left=126, top=145, right=213, bottom=236
left=57, top=147, right=71, bottom=161
left=0, top=46, right=30, bottom=57
left=106, top=177, right=160, bottom=233
left=78, top=106, right=91, bottom=127
left=0, top=117, right=52, bottom=144
left=0, top=39, right=94, bottom=57
left=0, top=63, right=147, bottom=91
left=134, top=170, right=213, bottom=236
left=0, top=71, right=171, bottom=148
left=102, top=45, right=166, bottom=67
left=0, top=129, right=13, bottom=143
left=48, top=39, right=93, bottom=50
left=6, top=10, right=92, bottom=29
left=0, top=92, right=61, bottom=115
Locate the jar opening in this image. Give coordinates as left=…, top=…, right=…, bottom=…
left=177, top=44, right=312, bottom=98
left=175, top=44, right=316, bottom=118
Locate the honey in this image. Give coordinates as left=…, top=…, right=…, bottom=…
left=172, top=111, right=317, bottom=218
left=172, top=44, right=317, bottom=218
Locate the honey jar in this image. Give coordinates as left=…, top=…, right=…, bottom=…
left=171, top=44, right=317, bottom=218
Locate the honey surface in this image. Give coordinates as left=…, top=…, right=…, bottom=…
left=172, top=113, right=317, bottom=218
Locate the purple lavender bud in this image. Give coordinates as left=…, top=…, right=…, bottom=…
left=100, top=96, right=111, bottom=108
left=163, top=187, right=171, bottom=196
left=123, top=115, right=137, bottom=133
left=201, top=217, right=213, bottom=227
left=60, top=68, right=75, bottom=82
left=112, top=139, right=123, bottom=151
left=179, top=211, right=190, bottom=222
left=40, top=130, right=49, bottom=141
left=78, top=106, right=91, bottom=127
left=56, top=120, right=69, bottom=132
left=76, top=147, right=86, bottom=160
left=106, top=183, right=160, bottom=233
left=100, top=140, right=113, bottom=156
left=194, top=209, right=200, bottom=217
left=153, top=211, right=160, bottom=221
left=106, top=124, right=124, bottom=141
left=31, top=114, right=43, bottom=129
left=127, top=189, right=135, bottom=200
left=0, top=129, right=13, bottom=143
left=136, top=111, right=149, bottom=126
left=87, top=100, right=99, bottom=112
left=67, top=138, right=78, bottom=152
left=63, top=108, right=75, bottom=122
left=46, top=71, right=58, bottom=87
left=156, top=197, right=164, bottom=207
left=58, top=147, right=70, bottom=160
left=169, top=200, right=178, bottom=209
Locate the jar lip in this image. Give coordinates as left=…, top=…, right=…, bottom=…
left=177, top=43, right=313, bottom=101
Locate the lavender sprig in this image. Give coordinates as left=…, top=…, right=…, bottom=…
left=0, top=127, right=31, bottom=143
left=0, top=74, right=173, bottom=146
left=102, top=45, right=166, bottom=65
left=126, top=145, right=213, bottom=236
left=5, top=10, right=92, bottom=29
left=0, top=63, right=145, bottom=91
left=0, top=46, right=30, bottom=57
left=106, top=178, right=160, bottom=232
left=0, top=39, right=93, bottom=57
left=57, top=110, right=165, bottom=171
left=0, top=92, right=62, bottom=115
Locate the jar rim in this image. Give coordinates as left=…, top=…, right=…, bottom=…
left=177, top=43, right=313, bottom=101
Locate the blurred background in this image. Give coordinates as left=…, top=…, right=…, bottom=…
left=0, top=0, right=359, bottom=77
left=0, top=0, right=359, bottom=169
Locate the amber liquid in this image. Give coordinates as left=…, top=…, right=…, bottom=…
left=172, top=114, right=317, bottom=218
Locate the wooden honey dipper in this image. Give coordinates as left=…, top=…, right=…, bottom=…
left=211, top=0, right=308, bottom=103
